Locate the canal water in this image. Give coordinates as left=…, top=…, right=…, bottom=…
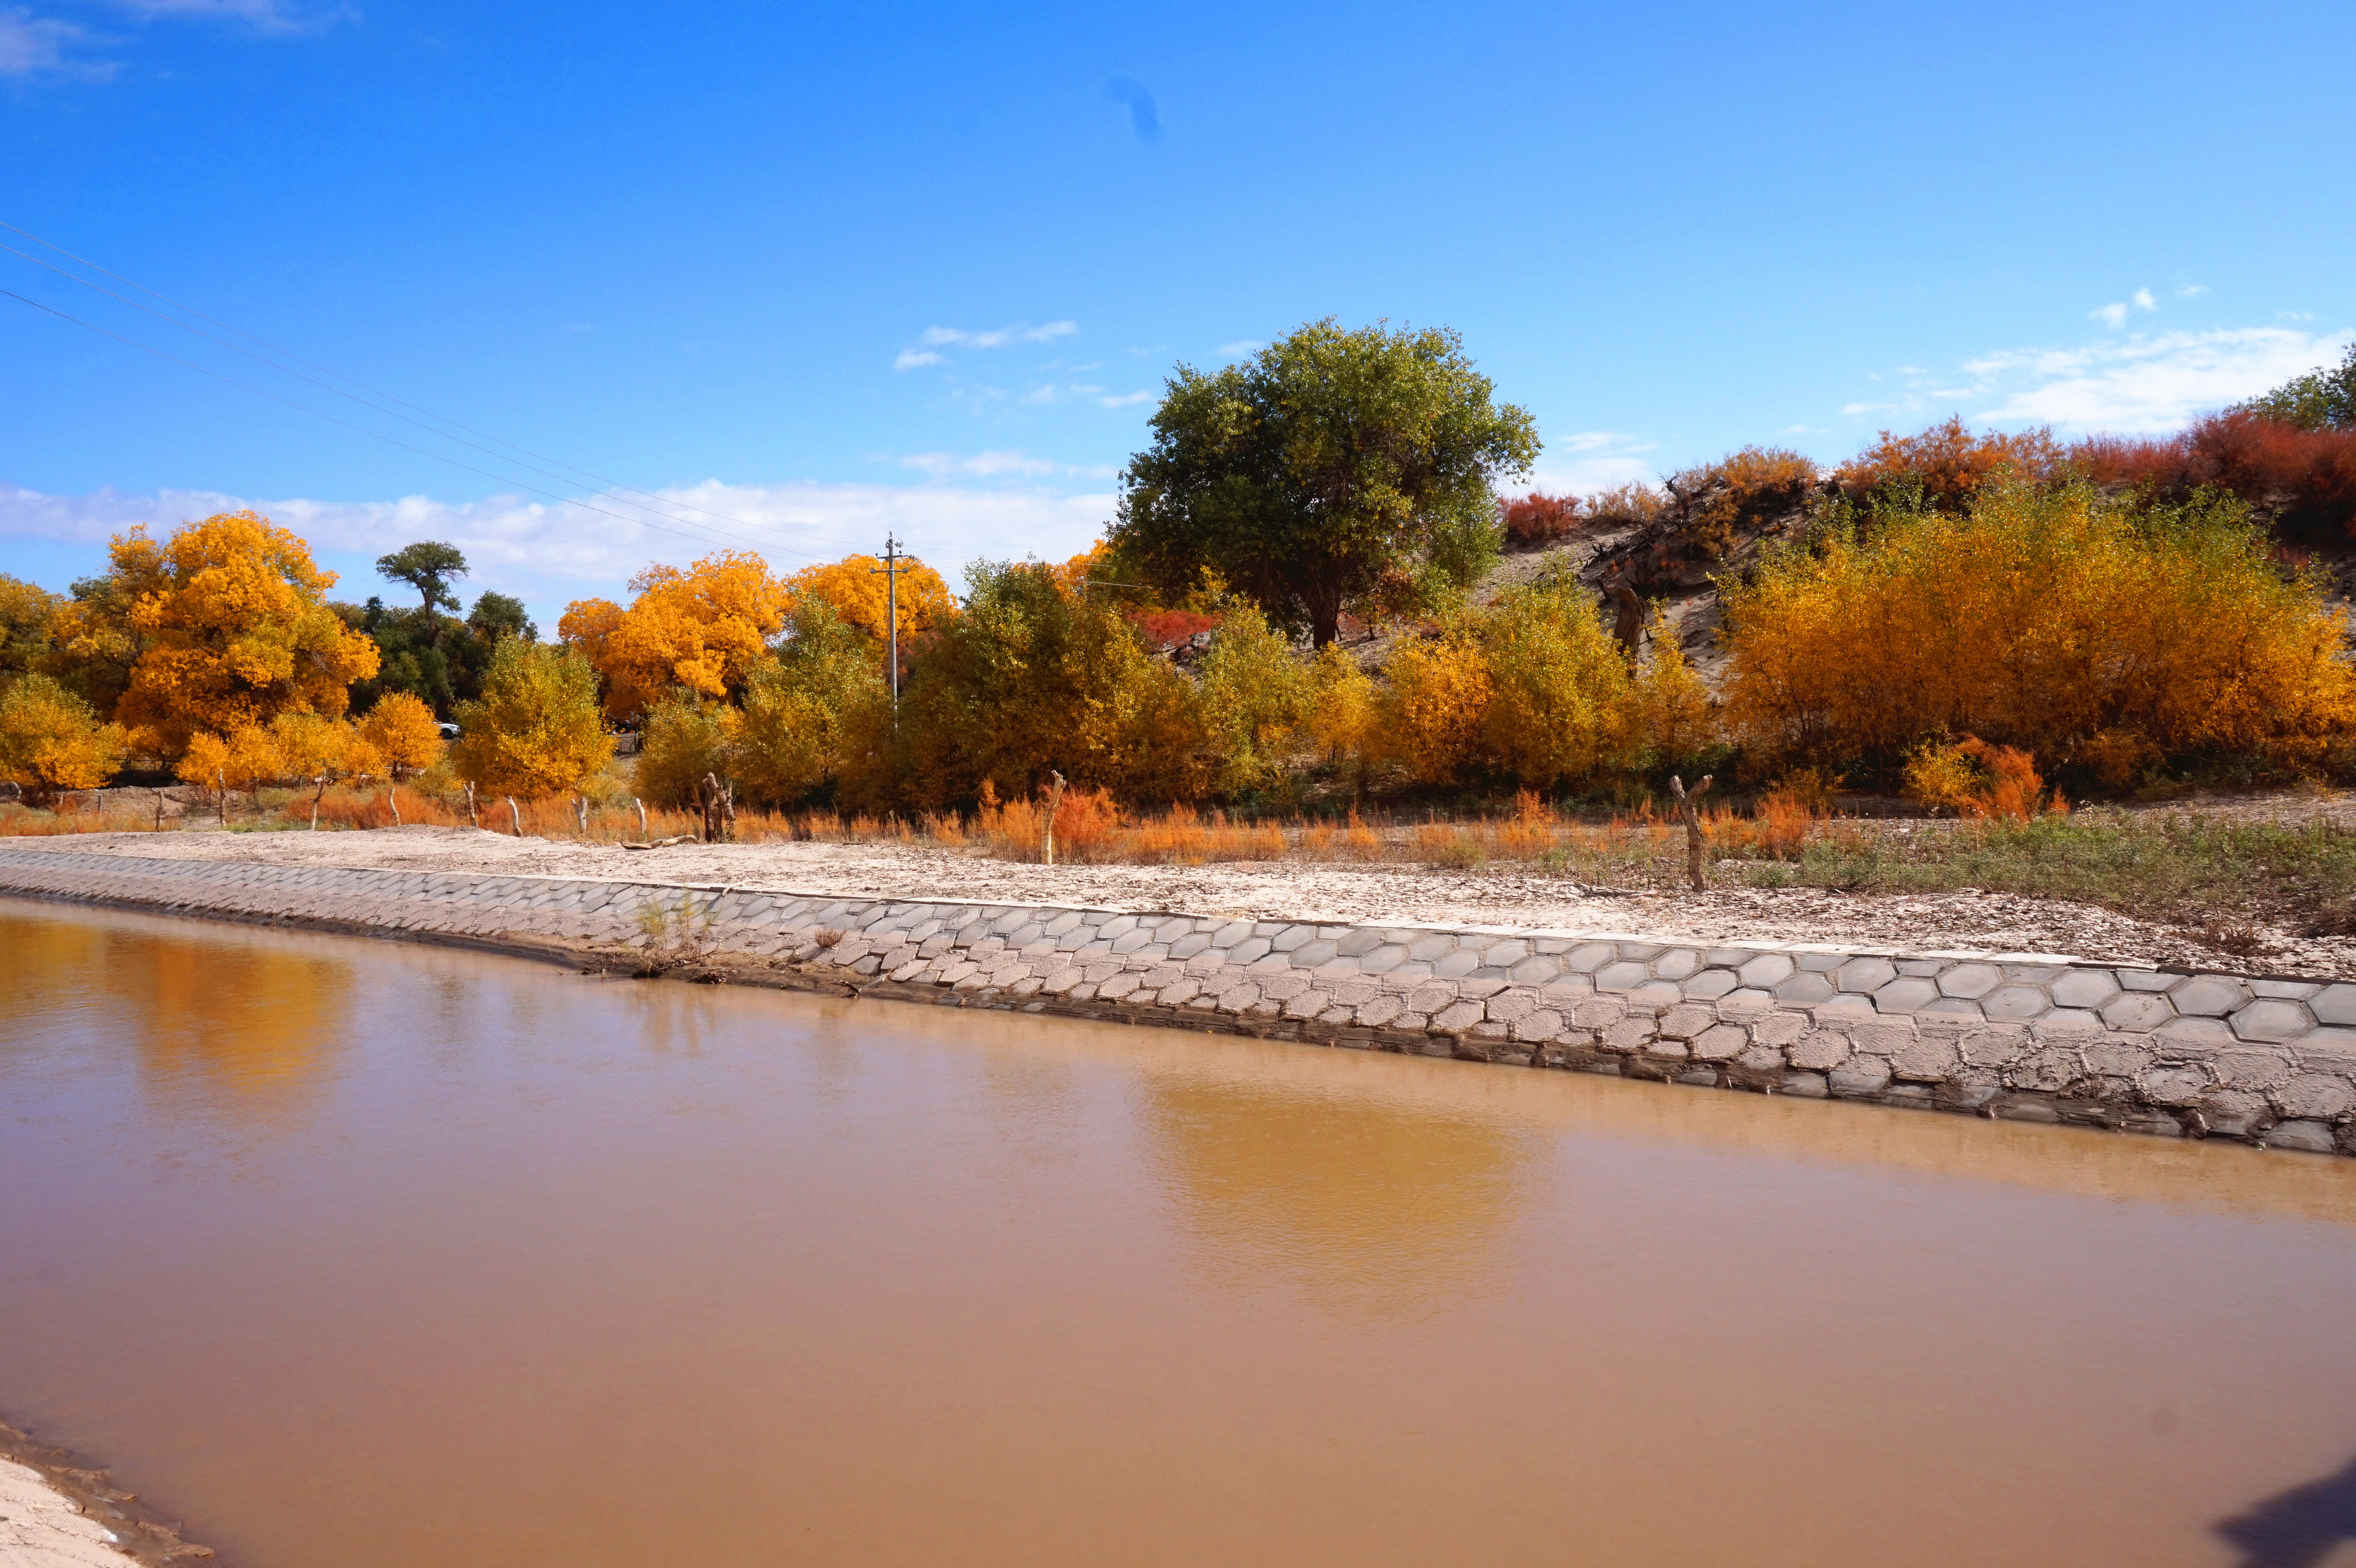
left=3, top=903, right=2354, bottom=1567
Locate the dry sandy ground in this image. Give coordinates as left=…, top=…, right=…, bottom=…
left=13, top=822, right=2355, bottom=976
left=0, top=1461, right=138, bottom=1568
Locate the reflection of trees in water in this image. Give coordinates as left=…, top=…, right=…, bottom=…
left=1, top=914, right=352, bottom=1122
left=1140, top=1072, right=1536, bottom=1318
left=2219, top=1452, right=2356, bottom=1568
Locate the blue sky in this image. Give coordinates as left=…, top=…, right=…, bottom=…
left=4, top=0, right=2352, bottom=629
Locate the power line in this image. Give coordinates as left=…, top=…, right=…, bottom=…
left=0, top=217, right=868, bottom=556
left=0, top=285, right=830, bottom=563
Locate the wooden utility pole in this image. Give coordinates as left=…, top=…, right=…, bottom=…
left=1669, top=774, right=1713, bottom=892
left=871, top=534, right=915, bottom=714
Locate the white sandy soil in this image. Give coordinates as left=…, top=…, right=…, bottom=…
left=10, top=821, right=2354, bottom=977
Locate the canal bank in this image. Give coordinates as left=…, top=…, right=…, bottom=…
left=2, top=837, right=2352, bottom=1158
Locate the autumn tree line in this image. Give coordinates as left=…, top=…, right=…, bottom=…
left=4, top=323, right=2356, bottom=820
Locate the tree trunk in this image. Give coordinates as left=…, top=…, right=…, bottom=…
left=1670, top=773, right=1713, bottom=893
left=1041, top=771, right=1067, bottom=865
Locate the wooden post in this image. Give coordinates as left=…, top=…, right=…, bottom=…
left=154, top=789, right=165, bottom=832
left=217, top=768, right=228, bottom=826
left=1041, top=770, right=1067, bottom=866
left=1669, top=773, right=1713, bottom=893
left=465, top=781, right=478, bottom=828
left=310, top=774, right=328, bottom=830
left=507, top=795, right=522, bottom=835
left=635, top=797, right=648, bottom=839
left=389, top=784, right=402, bottom=826
left=575, top=794, right=589, bottom=836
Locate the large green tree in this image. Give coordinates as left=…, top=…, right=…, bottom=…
left=2237, top=342, right=2356, bottom=431
left=1111, top=319, right=1539, bottom=647
left=376, top=541, right=469, bottom=622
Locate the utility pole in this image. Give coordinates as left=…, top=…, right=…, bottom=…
left=871, top=533, right=915, bottom=712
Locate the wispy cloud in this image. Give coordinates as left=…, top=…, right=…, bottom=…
left=0, top=8, right=107, bottom=76
left=3, top=477, right=1118, bottom=630
left=1216, top=340, right=1262, bottom=357
left=1508, top=432, right=1656, bottom=497
left=1842, top=325, right=2354, bottom=435
left=1097, top=389, right=1151, bottom=408
left=2090, top=288, right=2157, bottom=329
left=1966, top=327, right=2354, bottom=431
left=109, top=0, right=351, bottom=35
left=895, top=320, right=1078, bottom=371
left=2177, top=284, right=2208, bottom=299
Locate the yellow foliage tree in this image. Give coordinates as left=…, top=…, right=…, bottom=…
left=1723, top=481, right=2356, bottom=780
left=0, top=674, right=128, bottom=806
left=0, top=575, right=62, bottom=679
left=356, top=692, right=445, bottom=777
left=559, top=550, right=790, bottom=721
left=1625, top=610, right=1718, bottom=775
left=785, top=552, right=958, bottom=646
left=1478, top=583, right=1634, bottom=787
left=1195, top=602, right=1312, bottom=795
left=731, top=599, right=891, bottom=809
left=1306, top=644, right=1377, bottom=778
left=105, top=513, right=380, bottom=759
left=176, top=724, right=283, bottom=797
left=633, top=691, right=735, bottom=808
left=1380, top=628, right=1494, bottom=785
left=450, top=639, right=614, bottom=796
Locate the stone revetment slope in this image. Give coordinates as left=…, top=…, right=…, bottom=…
left=3, top=845, right=2351, bottom=1157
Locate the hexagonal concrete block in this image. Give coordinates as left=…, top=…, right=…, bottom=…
left=1773, top=972, right=1837, bottom=1005
left=1565, top=942, right=1618, bottom=973
left=1434, top=949, right=1482, bottom=978
left=1873, top=977, right=1940, bottom=1014
left=1981, top=984, right=2051, bottom=1022
left=1594, top=960, right=1651, bottom=993
left=1651, top=948, right=1703, bottom=981
left=2231, top=999, right=2313, bottom=1043
left=2307, top=985, right=2356, bottom=1027
left=1937, top=964, right=2002, bottom=1000
left=1683, top=969, right=1739, bottom=1000
left=2099, top=992, right=2175, bottom=1033
left=1836, top=957, right=1897, bottom=994
left=1510, top=955, right=1563, bottom=985
left=1737, top=952, right=1794, bottom=989
left=2168, top=974, right=2252, bottom=1018
left=2050, top=970, right=2122, bottom=1011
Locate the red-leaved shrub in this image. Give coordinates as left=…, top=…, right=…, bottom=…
left=2072, top=412, right=2356, bottom=541
left=1499, top=491, right=1580, bottom=547
left=1838, top=417, right=2065, bottom=510
left=1128, top=609, right=1222, bottom=647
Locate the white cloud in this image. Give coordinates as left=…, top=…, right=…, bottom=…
left=0, top=8, right=103, bottom=76
left=1, top=477, right=1118, bottom=627
left=1963, top=327, right=2355, bottom=432
left=1097, top=390, right=1152, bottom=408
left=2090, top=288, right=2158, bottom=329
left=1216, top=340, right=1262, bottom=357
left=899, top=450, right=1059, bottom=478
left=892, top=348, right=944, bottom=371
left=108, top=0, right=347, bottom=34
left=912, top=320, right=1077, bottom=351
left=1508, top=433, right=1657, bottom=497
left=2177, top=284, right=2208, bottom=298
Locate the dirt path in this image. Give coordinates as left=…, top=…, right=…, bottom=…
left=13, top=823, right=2353, bottom=976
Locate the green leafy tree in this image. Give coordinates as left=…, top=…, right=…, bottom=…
left=376, top=541, right=469, bottom=621
left=2237, top=342, right=2356, bottom=431
left=1112, top=319, right=1539, bottom=647
left=731, top=598, right=891, bottom=809
left=449, top=639, right=613, bottom=796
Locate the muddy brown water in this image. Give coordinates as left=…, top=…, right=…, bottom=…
left=3, top=904, right=2355, bottom=1567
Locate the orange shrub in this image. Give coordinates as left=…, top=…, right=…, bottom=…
left=1837, top=417, right=2064, bottom=511
left=1724, top=480, right=2356, bottom=784
left=1498, top=492, right=1581, bottom=547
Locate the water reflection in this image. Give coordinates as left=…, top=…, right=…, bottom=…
left=2219, top=1453, right=2356, bottom=1568
left=1, top=910, right=351, bottom=1125
left=1141, top=1057, right=1535, bottom=1318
